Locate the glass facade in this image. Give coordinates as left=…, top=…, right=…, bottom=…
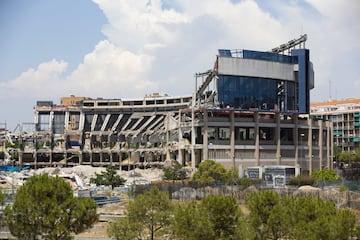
left=216, top=48, right=311, bottom=113
left=243, top=50, right=296, bottom=64
left=217, top=75, right=296, bottom=110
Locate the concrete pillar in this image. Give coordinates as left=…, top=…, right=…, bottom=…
left=166, top=148, right=171, bottom=161
left=230, top=111, right=235, bottom=168
left=275, top=112, right=281, bottom=165
left=191, top=103, right=196, bottom=168
left=166, top=124, right=171, bottom=160
left=327, top=121, right=333, bottom=169
left=294, top=115, right=299, bottom=166
left=18, top=151, right=23, bottom=167
left=64, top=111, right=70, bottom=131
left=308, top=117, right=313, bottom=174
left=119, top=152, right=122, bottom=171
left=177, top=110, right=184, bottom=165
left=90, top=151, right=93, bottom=165
left=254, top=112, right=260, bottom=165
left=34, top=152, right=38, bottom=169
left=79, top=152, right=83, bottom=165
left=319, top=120, right=323, bottom=169
left=203, top=109, right=208, bottom=161
left=49, top=150, right=53, bottom=165
left=100, top=151, right=103, bottom=165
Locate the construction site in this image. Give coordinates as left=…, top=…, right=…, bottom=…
left=0, top=35, right=333, bottom=174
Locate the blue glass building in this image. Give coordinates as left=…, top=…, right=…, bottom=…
left=216, top=48, right=314, bottom=113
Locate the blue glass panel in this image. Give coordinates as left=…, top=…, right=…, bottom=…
left=242, top=50, right=296, bottom=64
left=218, top=49, right=232, bottom=57
left=217, top=75, right=278, bottom=110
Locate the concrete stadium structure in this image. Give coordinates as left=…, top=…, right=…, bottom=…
left=13, top=35, right=332, bottom=173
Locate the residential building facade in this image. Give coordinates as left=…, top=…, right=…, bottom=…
left=311, top=98, right=360, bottom=152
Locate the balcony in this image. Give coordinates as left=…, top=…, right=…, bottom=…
left=354, top=122, right=360, bottom=127
left=333, top=130, right=343, bottom=136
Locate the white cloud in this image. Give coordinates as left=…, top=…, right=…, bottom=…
left=2, top=0, right=360, bottom=111
left=67, top=40, right=157, bottom=98
left=0, top=59, right=68, bottom=98
left=303, top=0, right=360, bottom=100
left=93, top=0, right=188, bottom=52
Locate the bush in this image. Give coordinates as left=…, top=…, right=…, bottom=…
left=237, top=177, right=262, bottom=188
left=311, top=169, right=340, bottom=181
left=288, top=175, right=315, bottom=186
left=163, top=164, right=188, bottom=181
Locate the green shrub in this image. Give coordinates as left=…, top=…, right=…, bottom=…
left=288, top=175, right=315, bottom=186
left=311, top=169, right=341, bottom=181
left=339, top=184, right=348, bottom=192
left=163, top=163, right=187, bottom=181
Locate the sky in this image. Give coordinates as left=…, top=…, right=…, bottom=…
left=0, top=0, right=359, bottom=131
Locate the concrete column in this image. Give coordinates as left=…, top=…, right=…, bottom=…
left=49, top=150, right=53, bottom=166
left=191, top=99, right=196, bottom=168
left=79, top=152, right=83, bottom=165
left=203, top=109, right=208, bottom=161
left=90, top=151, right=93, bottom=165
left=100, top=151, right=103, bottom=165
left=34, top=152, right=38, bottom=169
left=230, top=111, right=235, bottom=168
left=276, top=112, right=281, bottom=165
left=49, top=111, right=54, bottom=132
left=63, top=152, right=67, bottom=166
left=119, top=152, right=122, bottom=171
left=294, top=115, right=299, bottom=166
left=308, top=117, right=313, bottom=174
left=18, top=151, right=23, bottom=167
left=166, top=122, right=171, bottom=160
left=177, top=110, right=184, bottom=165
left=254, top=112, right=260, bottom=165
left=64, top=111, right=70, bottom=131
left=166, top=148, right=171, bottom=161
left=318, top=120, right=323, bottom=169
left=328, top=121, right=333, bottom=169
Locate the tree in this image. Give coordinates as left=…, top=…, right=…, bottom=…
left=200, top=195, right=243, bottom=239
left=173, top=201, right=215, bottom=240
left=311, top=169, right=340, bottom=181
left=245, top=190, right=287, bottom=239
left=245, top=191, right=357, bottom=240
left=107, top=217, right=138, bottom=240
left=5, top=174, right=98, bottom=240
left=339, top=151, right=355, bottom=164
left=354, top=147, right=360, bottom=161
left=287, top=196, right=356, bottom=240
left=163, top=162, right=188, bottom=181
left=108, top=187, right=174, bottom=240
left=333, top=145, right=342, bottom=165
left=192, top=160, right=229, bottom=185
left=90, top=164, right=126, bottom=189
left=173, top=195, right=249, bottom=240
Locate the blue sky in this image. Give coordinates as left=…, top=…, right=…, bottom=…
left=0, top=0, right=359, bottom=130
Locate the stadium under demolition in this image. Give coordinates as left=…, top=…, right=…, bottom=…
left=1, top=35, right=333, bottom=174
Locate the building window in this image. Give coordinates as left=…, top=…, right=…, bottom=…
left=208, top=128, right=216, bottom=140
left=219, top=127, right=230, bottom=140
left=238, top=127, right=255, bottom=141
left=260, top=127, right=274, bottom=141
